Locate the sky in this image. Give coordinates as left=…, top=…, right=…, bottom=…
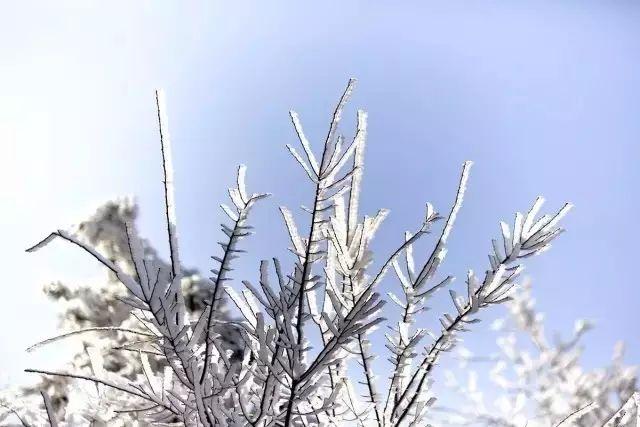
left=1, top=0, right=639, bottom=403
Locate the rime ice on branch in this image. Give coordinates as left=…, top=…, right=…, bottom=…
left=19, top=80, right=579, bottom=426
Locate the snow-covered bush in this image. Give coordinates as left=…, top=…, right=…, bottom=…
left=4, top=80, right=631, bottom=426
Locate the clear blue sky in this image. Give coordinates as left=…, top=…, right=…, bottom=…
left=1, top=1, right=639, bottom=396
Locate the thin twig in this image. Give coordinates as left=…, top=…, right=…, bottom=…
left=40, top=391, right=58, bottom=427
left=26, top=327, right=156, bottom=352
left=25, top=368, right=177, bottom=415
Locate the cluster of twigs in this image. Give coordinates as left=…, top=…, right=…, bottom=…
left=25, top=80, right=573, bottom=426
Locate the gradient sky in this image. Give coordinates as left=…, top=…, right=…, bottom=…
left=1, top=1, right=639, bottom=402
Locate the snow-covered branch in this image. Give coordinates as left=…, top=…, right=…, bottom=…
left=8, top=81, right=598, bottom=427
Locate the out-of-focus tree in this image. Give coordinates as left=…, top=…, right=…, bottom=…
left=434, top=282, right=637, bottom=426
left=0, top=199, right=242, bottom=425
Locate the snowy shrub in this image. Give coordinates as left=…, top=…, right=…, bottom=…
left=3, top=80, right=633, bottom=426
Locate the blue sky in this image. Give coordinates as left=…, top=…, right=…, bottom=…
left=1, top=1, right=639, bottom=399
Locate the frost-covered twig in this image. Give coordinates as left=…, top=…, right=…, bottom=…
left=25, top=90, right=267, bottom=426
left=155, top=89, right=181, bottom=280
left=0, top=401, right=30, bottom=427
left=383, top=162, right=471, bottom=426
left=25, top=369, right=177, bottom=415
left=26, top=327, right=156, bottom=352
left=200, top=165, right=269, bottom=385
left=603, top=392, right=640, bottom=427
left=390, top=198, right=572, bottom=426
left=555, top=402, right=598, bottom=426
left=280, top=79, right=364, bottom=425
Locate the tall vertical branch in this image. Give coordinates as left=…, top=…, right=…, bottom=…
left=153, top=91, right=199, bottom=419
left=341, top=111, right=385, bottom=425
left=384, top=161, right=472, bottom=424
left=155, top=89, right=181, bottom=280
left=200, top=165, right=269, bottom=384
left=293, top=78, right=357, bottom=354
left=282, top=78, right=359, bottom=426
